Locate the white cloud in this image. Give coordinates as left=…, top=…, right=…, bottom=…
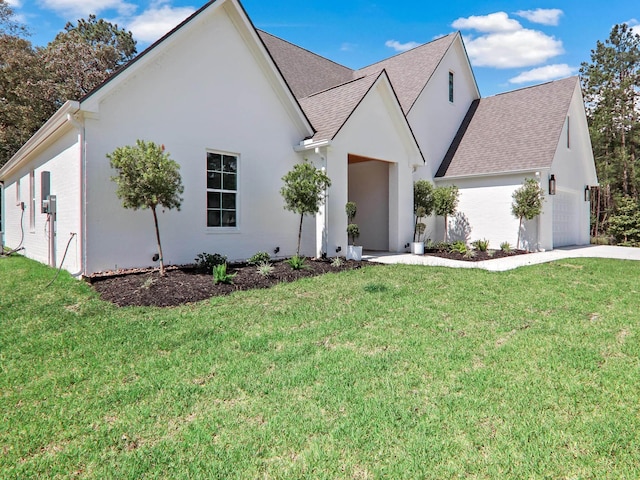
left=39, top=0, right=136, bottom=17
left=515, top=9, right=564, bottom=26
left=509, top=64, right=575, bottom=84
left=385, top=39, right=420, bottom=53
left=340, top=42, right=357, bottom=52
left=453, top=12, right=564, bottom=69
left=6, top=0, right=22, bottom=7
left=625, top=18, right=640, bottom=35
left=127, top=4, right=196, bottom=44
left=452, top=12, right=521, bottom=33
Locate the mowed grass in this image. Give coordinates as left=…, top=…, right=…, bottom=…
left=1, top=255, right=639, bottom=479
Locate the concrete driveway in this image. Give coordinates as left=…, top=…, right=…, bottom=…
left=363, top=245, right=640, bottom=272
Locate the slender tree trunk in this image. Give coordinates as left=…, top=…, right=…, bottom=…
left=151, top=205, right=165, bottom=275
left=297, top=213, right=303, bottom=256
left=517, top=217, right=522, bottom=250
left=443, top=214, right=448, bottom=242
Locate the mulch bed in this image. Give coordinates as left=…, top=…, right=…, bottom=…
left=423, top=249, right=530, bottom=262
left=87, top=259, right=363, bottom=308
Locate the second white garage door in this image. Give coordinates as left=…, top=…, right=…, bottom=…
left=553, top=190, right=580, bottom=247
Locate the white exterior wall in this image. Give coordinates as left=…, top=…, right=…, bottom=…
left=436, top=173, right=546, bottom=251
left=1, top=128, right=82, bottom=272
left=545, top=84, right=598, bottom=247
left=81, top=4, right=312, bottom=273
left=325, top=79, right=421, bottom=256
left=409, top=38, right=480, bottom=180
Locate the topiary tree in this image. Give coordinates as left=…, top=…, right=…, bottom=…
left=414, top=180, right=434, bottom=242
left=108, top=140, right=184, bottom=275
left=433, top=185, right=459, bottom=241
left=280, top=161, right=332, bottom=256
left=345, top=201, right=359, bottom=245
left=511, top=178, right=545, bottom=249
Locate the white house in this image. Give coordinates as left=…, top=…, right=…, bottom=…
left=0, top=0, right=597, bottom=276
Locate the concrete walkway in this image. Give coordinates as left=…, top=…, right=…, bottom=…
left=363, top=245, right=640, bottom=272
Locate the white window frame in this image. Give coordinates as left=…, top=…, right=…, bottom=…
left=448, top=71, right=454, bottom=103
left=29, top=170, right=35, bottom=231
left=206, top=150, right=239, bottom=230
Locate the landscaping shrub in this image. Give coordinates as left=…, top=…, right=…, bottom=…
left=472, top=239, right=490, bottom=252
left=194, top=252, right=227, bottom=273
left=255, top=261, right=274, bottom=277
left=248, top=251, right=271, bottom=265
left=287, top=255, right=306, bottom=270
left=213, top=263, right=236, bottom=284
left=500, top=241, right=512, bottom=253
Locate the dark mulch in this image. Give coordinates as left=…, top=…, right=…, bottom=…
left=423, top=249, right=530, bottom=262
left=87, top=259, right=363, bottom=308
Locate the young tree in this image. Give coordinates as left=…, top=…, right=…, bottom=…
left=108, top=140, right=184, bottom=275
left=433, top=185, right=459, bottom=241
left=414, top=180, right=434, bottom=241
left=608, top=195, right=640, bottom=246
left=280, top=161, right=331, bottom=256
left=511, top=178, right=545, bottom=249
left=580, top=23, right=640, bottom=235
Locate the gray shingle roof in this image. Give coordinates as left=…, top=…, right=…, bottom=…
left=259, top=30, right=457, bottom=141
left=436, top=76, right=579, bottom=178
left=298, top=74, right=380, bottom=141
left=257, top=30, right=354, bottom=100
left=356, top=33, right=457, bottom=114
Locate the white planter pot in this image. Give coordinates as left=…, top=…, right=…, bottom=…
left=346, top=245, right=363, bottom=261
left=411, top=242, right=424, bottom=255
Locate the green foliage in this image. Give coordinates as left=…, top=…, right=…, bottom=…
left=213, top=263, right=236, bottom=284
left=414, top=180, right=435, bottom=215
left=511, top=178, right=544, bottom=249
left=248, top=251, right=271, bottom=265
left=256, top=261, right=274, bottom=277
left=286, top=255, right=306, bottom=270
left=433, top=185, right=459, bottom=241
left=345, top=201, right=360, bottom=245
left=108, top=140, right=184, bottom=275
left=331, top=256, right=344, bottom=268
left=608, top=196, right=640, bottom=246
left=472, top=239, right=490, bottom=252
left=346, top=224, right=360, bottom=245
left=5, top=255, right=640, bottom=478
left=426, top=240, right=449, bottom=252
left=449, top=241, right=468, bottom=255
left=281, top=161, right=331, bottom=255
left=108, top=140, right=183, bottom=212
left=580, top=23, right=640, bottom=236
left=500, top=241, right=512, bottom=253
left=194, top=252, right=227, bottom=273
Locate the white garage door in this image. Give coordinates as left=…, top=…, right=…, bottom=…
left=553, top=191, right=579, bottom=247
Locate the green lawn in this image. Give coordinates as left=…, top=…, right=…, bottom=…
left=1, top=255, right=639, bottom=479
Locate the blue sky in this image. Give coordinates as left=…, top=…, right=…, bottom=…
left=7, top=0, right=639, bottom=96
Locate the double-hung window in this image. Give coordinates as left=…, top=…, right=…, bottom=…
left=206, top=152, right=237, bottom=228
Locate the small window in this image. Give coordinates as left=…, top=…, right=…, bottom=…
left=16, top=179, right=20, bottom=204
left=29, top=170, right=35, bottom=230
left=449, top=71, right=454, bottom=103
left=566, top=116, right=570, bottom=149
left=206, top=152, right=237, bottom=227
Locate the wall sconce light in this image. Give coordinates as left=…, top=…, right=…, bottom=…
left=273, top=246, right=280, bottom=255
left=584, top=185, right=590, bottom=202
left=336, top=246, right=342, bottom=253
left=548, top=174, right=557, bottom=195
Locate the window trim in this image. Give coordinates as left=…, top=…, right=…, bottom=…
left=206, top=150, right=239, bottom=230
left=448, top=71, right=454, bottom=103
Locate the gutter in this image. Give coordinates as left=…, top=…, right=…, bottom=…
left=66, top=113, right=87, bottom=277
left=434, top=167, right=549, bottom=182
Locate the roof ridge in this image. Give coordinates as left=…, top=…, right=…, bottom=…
left=356, top=32, right=456, bottom=72
left=488, top=76, right=578, bottom=99
left=304, top=74, right=374, bottom=98
left=257, top=29, right=354, bottom=73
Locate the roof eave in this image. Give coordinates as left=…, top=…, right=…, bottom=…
left=0, top=100, right=80, bottom=180
left=435, top=167, right=550, bottom=182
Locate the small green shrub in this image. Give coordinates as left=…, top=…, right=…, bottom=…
left=331, top=256, right=344, bottom=268
left=256, top=261, right=274, bottom=277
left=500, top=241, right=512, bottom=253
left=449, top=241, right=468, bottom=255
left=213, top=263, right=236, bottom=284
left=287, top=255, right=306, bottom=270
left=195, top=252, right=227, bottom=273
left=347, top=224, right=360, bottom=245
left=248, top=251, right=271, bottom=265
left=464, top=249, right=476, bottom=259
left=426, top=240, right=449, bottom=252
left=472, top=239, right=489, bottom=252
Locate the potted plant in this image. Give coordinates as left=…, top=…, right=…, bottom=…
left=412, top=206, right=426, bottom=254
left=345, top=201, right=362, bottom=260
left=412, top=180, right=434, bottom=255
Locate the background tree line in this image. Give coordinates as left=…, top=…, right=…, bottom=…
left=581, top=23, right=640, bottom=244
left=0, top=0, right=136, bottom=166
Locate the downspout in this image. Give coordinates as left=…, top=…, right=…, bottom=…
left=67, top=112, right=86, bottom=277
